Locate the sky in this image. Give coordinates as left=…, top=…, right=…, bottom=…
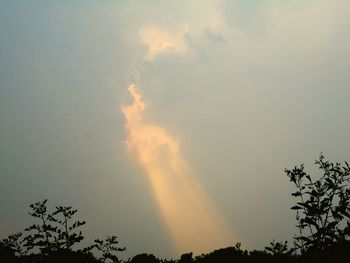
left=1, top=0, right=350, bottom=259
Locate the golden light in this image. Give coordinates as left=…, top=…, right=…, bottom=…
left=122, top=84, right=235, bottom=255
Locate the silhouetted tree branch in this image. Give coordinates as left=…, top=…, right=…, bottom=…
left=285, top=154, right=350, bottom=254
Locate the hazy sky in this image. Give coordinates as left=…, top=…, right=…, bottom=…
left=1, top=0, right=350, bottom=259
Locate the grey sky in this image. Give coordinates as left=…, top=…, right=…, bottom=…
left=1, top=0, right=350, bottom=259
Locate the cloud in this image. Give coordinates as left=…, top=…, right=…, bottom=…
left=139, top=26, right=188, bottom=61
left=138, top=0, right=243, bottom=61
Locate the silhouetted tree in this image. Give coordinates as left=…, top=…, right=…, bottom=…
left=1, top=233, right=27, bottom=257
left=285, top=154, right=350, bottom=254
left=195, top=243, right=248, bottom=263
left=50, top=205, right=86, bottom=249
left=1, top=199, right=116, bottom=262
left=23, top=199, right=87, bottom=255
left=129, top=253, right=159, bottom=263
left=3, top=155, right=350, bottom=263
left=24, top=199, right=58, bottom=254
left=264, top=240, right=290, bottom=256
left=0, top=239, right=19, bottom=263
left=93, top=235, right=126, bottom=262
left=178, top=252, right=193, bottom=263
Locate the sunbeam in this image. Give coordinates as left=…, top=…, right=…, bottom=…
left=122, top=84, right=235, bottom=254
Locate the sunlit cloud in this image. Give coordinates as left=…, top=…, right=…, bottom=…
left=122, top=84, right=235, bottom=254
left=138, top=0, right=243, bottom=61
left=139, top=27, right=188, bottom=61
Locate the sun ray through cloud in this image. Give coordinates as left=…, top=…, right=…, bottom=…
left=121, top=84, right=235, bottom=255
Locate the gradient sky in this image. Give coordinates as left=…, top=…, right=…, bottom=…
left=1, top=0, right=350, bottom=259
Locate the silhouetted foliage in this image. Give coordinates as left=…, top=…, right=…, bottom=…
left=264, top=240, right=291, bottom=257
left=35, top=249, right=100, bottom=263
left=1, top=232, right=27, bottom=257
left=24, top=199, right=58, bottom=254
left=1, top=200, right=124, bottom=263
left=2, top=155, right=350, bottom=262
left=129, top=253, right=159, bottom=263
left=285, top=154, right=350, bottom=254
left=264, top=240, right=288, bottom=256
left=178, top=252, right=193, bottom=263
left=22, top=199, right=87, bottom=256
left=0, top=239, right=20, bottom=263
left=93, top=235, right=126, bottom=263
left=194, top=243, right=248, bottom=263
left=51, top=205, right=86, bottom=249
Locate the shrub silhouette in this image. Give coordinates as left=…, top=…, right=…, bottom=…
left=264, top=240, right=290, bottom=256
left=24, top=199, right=58, bottom=254
left=1, top=154, right=350, bottom=262
left=34, top=249, right=99, bottom=263
left=128, top=253, right=159, bottom=263
left=0, top=238, right=21, bottom=262
left=285, top=154, right=350, bottom=254
left=50, top=205, right=86, bottom=249
left=93, top=235, right=126, bottom=263
left=179, top=252, right=193, bottom=263
left=23, top=199, right=87, bottom=254
left=194, top=243, right=248, bottom=263
left=1, top=200, right=124, bottom=263
left=1, top=232, right=27, bottom=257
